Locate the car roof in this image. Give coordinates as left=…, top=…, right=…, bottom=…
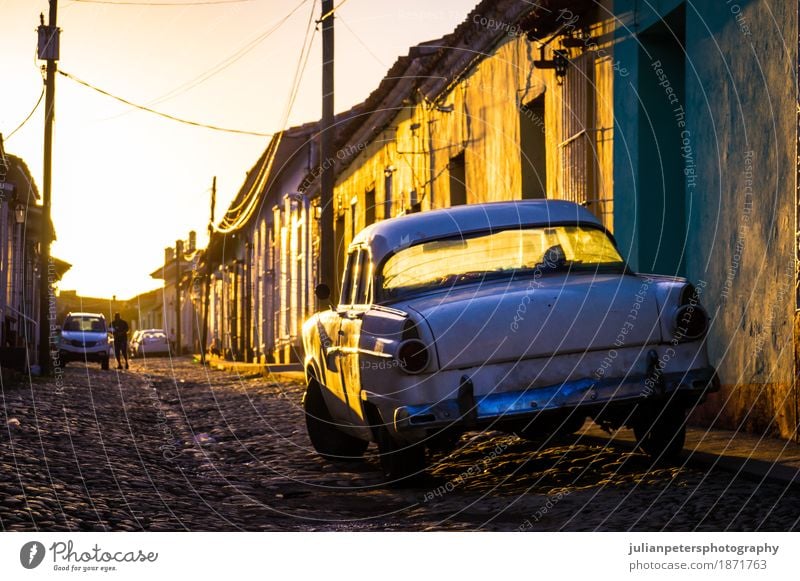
left=351, top=200, right=604, bottom=265
left=66, top=312, right=105, bottom=318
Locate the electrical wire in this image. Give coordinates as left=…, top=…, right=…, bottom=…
left=142, top=0, right=311, bottom=108
left=214, top=0, right=317, bottom=233
left=4, top=85, right=45, bottom=141
left=318, top=0, right=349, bottom=22
left=58, top=70, right=272, bottom=137
left=338, top=13, right=385, bottom=68
left=214, top=22, right=314, bottom=230
left=70, top=0, right=254, bottom=6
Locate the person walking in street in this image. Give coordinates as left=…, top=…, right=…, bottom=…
left=111, top=313, right=129, bottom=370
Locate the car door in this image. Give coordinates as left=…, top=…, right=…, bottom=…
left=338, top=247, right=371, bottom=430
left=317, top=251, right=355, bottom=423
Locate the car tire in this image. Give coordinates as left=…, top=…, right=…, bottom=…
left=375, top=424, right=427, bottom=482
left=634, top=403, right=686, bottom=461
left=304, top=378, right=368, bottom=461
left=101, top=357, right=109, bottom=371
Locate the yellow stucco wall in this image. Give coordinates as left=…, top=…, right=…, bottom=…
left=333, top=17, right=618, bottom=251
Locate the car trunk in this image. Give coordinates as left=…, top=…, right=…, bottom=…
left=405, top=273, right=663, bottom=371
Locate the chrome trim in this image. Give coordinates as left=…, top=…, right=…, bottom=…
left=394, top=367, right=719, bottom=432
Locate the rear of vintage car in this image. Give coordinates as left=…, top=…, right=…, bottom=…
left=358, top=201, right=718, bottom=460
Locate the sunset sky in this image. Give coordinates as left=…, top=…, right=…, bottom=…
left=0, top=0, right=477, bottom=299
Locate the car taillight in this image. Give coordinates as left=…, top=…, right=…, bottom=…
left=396, top=339, right=429, bottom=374
left=674, top=304, right=708, bottom=341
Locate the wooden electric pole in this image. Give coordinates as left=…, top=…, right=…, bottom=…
left=320, top=0, right=335, bottom=302
left=175, top=239, right=183, bottom=356
left=37, top=1, right=59, bottom=376
left=200, top=177, right=215, bottom=364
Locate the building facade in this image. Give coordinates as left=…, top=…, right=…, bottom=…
left=197, top=0, right=798, bottom=439
left=0, top=138, right=69, bottom=372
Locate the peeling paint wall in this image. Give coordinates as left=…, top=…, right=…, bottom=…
left=613, top=0, right=798, bottom=439
left=333, top=5, right=618, bottom=254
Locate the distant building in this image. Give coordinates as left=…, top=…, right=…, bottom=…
left=149, top=232, right=202, bottom=355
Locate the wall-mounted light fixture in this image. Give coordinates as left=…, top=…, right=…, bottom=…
left=534, top=48, right=570, bottom=83
left=14, top=203, right=25, bottom=224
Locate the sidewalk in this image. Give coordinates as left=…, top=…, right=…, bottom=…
left=193, top=354, right=305, bottom=383
left=580, top=422, right=800, bottom=487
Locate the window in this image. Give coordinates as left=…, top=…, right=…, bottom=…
left=365, top=187, right=376, bottom=226
left=353, top=250, right=371, bottom=305
left=383, top=173, right=393, bottom=219
left=520, top=95, right=547, bottom=199
left=339, top=251, right=357, bottom=306
left=379, top=226, right=624, bottom=301
left=449, top=152, right=467, bottom=206
left=350, top=196, right=358, bottom=241
left=63, top=316, right=106, bottom=333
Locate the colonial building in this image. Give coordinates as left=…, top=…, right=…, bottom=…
left=148, top=231, right=201, bottom=354
left=202, top=120, right=326, bottom=363
left=0, top=136, right=70, bottom=372
left=198, top=0, right=798, bottom=439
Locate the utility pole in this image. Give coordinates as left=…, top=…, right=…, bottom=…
left=175, top=239, right=183, bottom=356
left=200, top=177, right=215, bottom=365
left=37, top=1, right=59, bottom=376
left=320, top=0, right=335, bottom=302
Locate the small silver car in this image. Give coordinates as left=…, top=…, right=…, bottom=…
left=302, top=200, right=719, bottom=480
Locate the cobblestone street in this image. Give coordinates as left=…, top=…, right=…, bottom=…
left=1, top=359, right=799, bottom=532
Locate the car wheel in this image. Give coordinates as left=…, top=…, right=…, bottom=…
left=375, top=424, right=427, bottom=482
left=101, top=357, right=109, bottom=371
left=633, top=403, right=686, bottom=461
left=304, top=377, right=368, bottom=461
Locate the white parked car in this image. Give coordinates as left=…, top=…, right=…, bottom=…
left=59, top=312, right=111, bottom=370
left=302, top=200, right=719, bottom=480
left=130, top=329, right=170, bottom=357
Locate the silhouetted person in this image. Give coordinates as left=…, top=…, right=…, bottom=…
left=111, top=313, right=129, bottom=370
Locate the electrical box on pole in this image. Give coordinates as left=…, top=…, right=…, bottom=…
left=37, top=16, right=60, bottom=61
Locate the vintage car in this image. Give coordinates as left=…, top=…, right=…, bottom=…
left=302, top=200, right=719, bottom=480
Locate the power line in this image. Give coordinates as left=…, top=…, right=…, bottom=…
left=4, top=85, right=45, bottom=141
left=59, top=70, right=272, bottom=137
left=318, top=0, right=349, bottom=22
left=338, top=13, right=385, bottom=68
left=215, top=0, right=318, bottom=232
left=70, top=0, right=254, bottom=6
left=145, top=0, right=311, bottom=107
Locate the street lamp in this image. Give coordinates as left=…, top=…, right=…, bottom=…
left=14, top=203, right=25, bottom=224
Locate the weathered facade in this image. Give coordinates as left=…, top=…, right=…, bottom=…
left=202, top=121, right=324, bottom=363
left=611, top=0, right=797, bottom=439
left=0, top=138, right=69, bottom=372
left=197, top=0, right=798, bottom=439
left=148, top=232, right=201, bottom=354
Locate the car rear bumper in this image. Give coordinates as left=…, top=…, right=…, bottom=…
left=393, top=366, right=719, bottom=432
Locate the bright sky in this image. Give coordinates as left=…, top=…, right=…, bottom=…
left=0, top=0, right=478, bottom=299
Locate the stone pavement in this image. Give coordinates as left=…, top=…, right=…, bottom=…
left=1, top=357, right=799, bottom=531
left=580, top=419, right=800, bottom=487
